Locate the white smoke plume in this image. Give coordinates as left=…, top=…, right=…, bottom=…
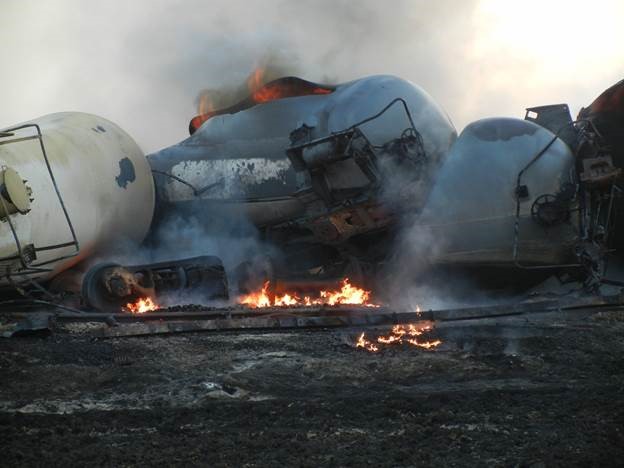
left=2, top=0, right=623, bottom=154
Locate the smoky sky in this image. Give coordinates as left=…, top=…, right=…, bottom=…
left=1, top=0, right=623, bottom=153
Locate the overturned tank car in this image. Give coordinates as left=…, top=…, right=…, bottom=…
left=0, top=112, right=155, bottom=290
left=0, top=113, right=227, bottom=311
left=148, top=75, right=457, bottom=291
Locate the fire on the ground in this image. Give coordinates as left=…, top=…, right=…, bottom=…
left=356, top=324, right=442, bottom=352
left=238, top=278, right=379, bottom=308
left=125, top=297, right=159, bottom=314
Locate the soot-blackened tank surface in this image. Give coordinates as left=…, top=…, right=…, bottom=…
left=147, top=75, right=456, bottom=228
left=415, top=117, right=577, bottom=267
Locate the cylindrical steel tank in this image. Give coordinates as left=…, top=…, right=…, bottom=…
left=148, top=75, right=456, bottom=229
left=578, top=78, right=624, bottom=168
left=0, top=112, right=155, bottom=288
left=414, top=117, right=578, bottom=267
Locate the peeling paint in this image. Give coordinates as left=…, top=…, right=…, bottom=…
left=115, top=157, right=136, bottom=189
left=167, top=158, right=293, bottom=200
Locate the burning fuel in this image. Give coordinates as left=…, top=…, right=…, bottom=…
left=125, top=297, right=159, bottom=314
left=356, top=324, right=442, bottom=353
left=190, top=68, right=334, bottom=133
left=248, top=67, right=333, bottom=103
left=238, top=278, right=379, bottom=308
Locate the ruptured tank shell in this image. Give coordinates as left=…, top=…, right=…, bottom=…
left=415, top=117, right=578, bottom=267
left=0, top=112, right=155, bottom=287
left=148, top=75, right=456, bottom=228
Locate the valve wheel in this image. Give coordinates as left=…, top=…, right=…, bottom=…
left=531, top=194, right=569, bottom=227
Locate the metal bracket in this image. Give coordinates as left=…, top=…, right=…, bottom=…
left=0, top=124, right=80, bottom=277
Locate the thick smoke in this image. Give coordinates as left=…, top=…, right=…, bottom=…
left=195, top=51, right=302, bottom=114
left=3, top=0, right=623, bottom=307
left=93, top=169, right=279, bottom=304
left=3, top=0, right=623, bottom=154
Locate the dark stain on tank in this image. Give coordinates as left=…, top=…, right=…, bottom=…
left=97, top=125, right=106, bottom=133
left=115, top=158, right=136, bottom=189
left=471, top=119, right=538, bottom=142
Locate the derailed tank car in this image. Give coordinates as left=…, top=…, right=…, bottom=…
left=413, top=79, right=624, bottom=290
left=414, top=118, right=578, bottom=268
left=0, top=112, right=228, bottom=311
left=148, top=75, right=457, bottom=290
left=0, top=112, right=155, bottom=289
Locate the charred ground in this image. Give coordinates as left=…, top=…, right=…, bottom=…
left=1, top=309, right=623, bottom=467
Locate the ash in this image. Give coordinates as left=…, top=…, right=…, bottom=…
left=1, top=308, right=623, bottom=467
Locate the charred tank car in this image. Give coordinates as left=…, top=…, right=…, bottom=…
left=148, top=75, right=457, bottom=292
left=577, top=79, right=624, bottom=254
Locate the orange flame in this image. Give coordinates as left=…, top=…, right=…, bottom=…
left=356, top=332, right=379, bottom=352
left=320, top=279, right=372, bottom=306
left=239, top=281, right=272, bottom=308
left=356, top=324, right=442, bottom=352
left=238, top=278, right=378, bottom=308
left=125, top=297, right=159, bottom=314
left=190, top=69, right=334, bottom=134
left=198, top=92, right=216, bottom=116
left=247, top=67, right=265, bottom=95
left=247, top=67, right=332, bottom=103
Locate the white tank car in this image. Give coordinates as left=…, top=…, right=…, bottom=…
left=0, top=112, right=155, bottom=289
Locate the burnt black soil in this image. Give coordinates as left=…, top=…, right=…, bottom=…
left=1, top=310, right=623, bottom=467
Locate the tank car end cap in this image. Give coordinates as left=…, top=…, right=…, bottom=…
left=1, top=167, right=32, bottom=214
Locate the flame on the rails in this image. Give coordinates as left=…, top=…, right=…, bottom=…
left=356, top=324, right=442, bottom=352
left=239, top=278, right=379, bottom=308
left=125, top=297, right=159, bottom=314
